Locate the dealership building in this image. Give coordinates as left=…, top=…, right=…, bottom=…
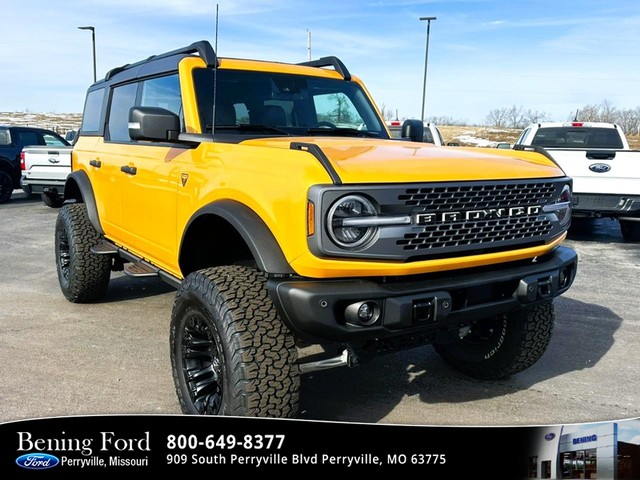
left=529, top=422, right=640, bottom=479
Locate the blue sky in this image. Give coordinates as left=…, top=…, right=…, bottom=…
left=2, top=0, right=639, bottom=124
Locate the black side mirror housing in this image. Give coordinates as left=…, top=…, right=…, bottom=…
left=401, top=119, right=424, bottom=143
left=129, top=107, right=180, bottom=142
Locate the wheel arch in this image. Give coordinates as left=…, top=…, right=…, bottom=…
left=63, top=170, right=104, bottom=235
left=179, top=200, right=294, bottom=276
left=0, top=156, right=20, bottom=187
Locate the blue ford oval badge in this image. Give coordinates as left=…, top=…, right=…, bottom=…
left=589, top=163, right=611, bottom=173
left=544, top=433, right=556, bottom=441
left=15, top=453, right=60, bottom=470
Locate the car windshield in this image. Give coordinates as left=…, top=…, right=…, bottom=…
left=531, top=127, right=623, bottom=149
left=192, top=67, right=388, bottom=139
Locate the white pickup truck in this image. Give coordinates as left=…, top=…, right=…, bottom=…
left=514, top=121, right=640, bottom=241
left=20, top=144, right=72, bottom=207
left=386, top=120, right=444, bottom=146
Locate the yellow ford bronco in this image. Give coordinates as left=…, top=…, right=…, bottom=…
left=56, top=41, right=577, bottom=417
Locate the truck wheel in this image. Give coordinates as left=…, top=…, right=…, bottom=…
left=620, top=220, right=640, bottom=242
left=0, top=170, right=13, bottom=203
left=434, top=301, right=554, bottom=380
left=55, top=203, right=111, bottom=302
left=42, top=191, right=64, bottom=208
left=170, top=266, right=299, bottom=417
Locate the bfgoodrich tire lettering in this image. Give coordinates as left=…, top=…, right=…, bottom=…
left=55, top=203, right=111, bottom=302
left=170, top=265, right=300, bottom=417
left=434, top=301, right=554, bottom=379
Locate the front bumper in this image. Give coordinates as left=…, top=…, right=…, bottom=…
left=268, top=246, right=577, bottom=343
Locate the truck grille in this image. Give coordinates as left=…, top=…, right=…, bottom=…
left=396, top=182, right=556, bottom=252
left=397, top=216, right=553, bottom=251
left=398, top=182, right=556, bottom=210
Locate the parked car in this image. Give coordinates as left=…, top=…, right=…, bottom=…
left=0, top=126, right=69, bottom=203
left=21, top=144, right=73, bottom=207
left=514, top=121, right=640, bottom=241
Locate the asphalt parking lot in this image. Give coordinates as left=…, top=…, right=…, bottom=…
left=1, top=191, right=639, bottom=426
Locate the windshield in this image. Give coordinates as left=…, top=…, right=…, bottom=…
left=531, top=127, right=623, bottom=149
left=193, top=67, right=388, bottom=138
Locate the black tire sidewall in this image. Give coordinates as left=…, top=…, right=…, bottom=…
left=55, top=204, right=110, bottom=302
left=42, top=192, right=64, bottom=208
left=434, top=301, right=554, bottom=379
left=170, top=289, right=231, bottom=416
left=170, top=266, right=300, bottom=417
left=0, top=170, right=13, bottom=203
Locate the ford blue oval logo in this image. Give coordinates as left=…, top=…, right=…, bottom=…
left=589, top=163, right=611, bottom=173
left=544, top=433, right=556, bottom=441
left=15, top=453, right=60, bottom=470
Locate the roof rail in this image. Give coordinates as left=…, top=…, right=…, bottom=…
left=298, top=56, right=351, bottom=81
left=105, top=40, right=217, bottom=81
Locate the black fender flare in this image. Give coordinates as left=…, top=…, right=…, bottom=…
left=63, top=170, right=104, bottom=235
left=181, top=200, right=294, bottom=275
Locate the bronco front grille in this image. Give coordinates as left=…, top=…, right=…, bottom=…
left=397, top=216, right=553, bottom=251
left=398, top=182, right=556, bottom=210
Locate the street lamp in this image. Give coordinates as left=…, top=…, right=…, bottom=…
left=419, top=16, right=436, bottom=121
left=78, top=26, right=97, bottom=83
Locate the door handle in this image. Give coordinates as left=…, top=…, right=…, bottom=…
left=120, top=165, right=137, bottom=175
left=89, top=159, right=101, bottom=168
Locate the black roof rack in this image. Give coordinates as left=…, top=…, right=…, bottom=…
left=298, top=56, right=351, bottom=81
left=105, top=40, right=217, bottom=81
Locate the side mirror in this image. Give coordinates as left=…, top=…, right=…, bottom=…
left=401, top=119, right=424, bottom=143
left=129, top=106, right=180, bottom=142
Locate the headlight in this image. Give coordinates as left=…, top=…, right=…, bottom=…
left=327, top=195, right=378, bottom=249
left=543, top=184, right=572, bottom=227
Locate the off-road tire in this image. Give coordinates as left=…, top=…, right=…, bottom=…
left=170, top=265, right=300, bottom=417
left=620, top=219, right=640, bottom=242
left=42, top=191, right=64, bottom=208
left=434, top=301, right=554, bottom=380
left=55, top=203, right=111, bottom=302
left=0, top=170, right=13, bottom=203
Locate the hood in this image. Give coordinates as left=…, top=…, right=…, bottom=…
left=241, top=137, right=565, bottom=183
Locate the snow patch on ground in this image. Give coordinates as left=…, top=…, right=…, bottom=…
left=455, top=135, right=496, bottom=147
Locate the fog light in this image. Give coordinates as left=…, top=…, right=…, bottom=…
left=358, top=303, right=374, bottom=323
left=345, top=301, right=380, bottom=326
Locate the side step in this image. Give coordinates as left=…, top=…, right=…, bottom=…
left=124, top=262, right=158, bottom=278
left=90, top=241, right=119, bottom=255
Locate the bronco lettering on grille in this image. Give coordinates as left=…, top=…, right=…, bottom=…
left=414, top=205, right=542, bottom=225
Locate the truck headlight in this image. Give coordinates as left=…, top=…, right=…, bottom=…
left=543, top=184, right=572, bottom=227
left=327, top=195, right=378, bottom=249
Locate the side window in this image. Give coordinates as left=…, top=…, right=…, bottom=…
left=42, top=134, right=67, bottom=146
left=0, top=129, right=10, bottom=145
left=140, top=75, right=182, bottom=118
left=15, top=131, right=42, bottom=147
left=107, top=83, right=138, bottom=142
left=81, top=88, right=105, bottom=133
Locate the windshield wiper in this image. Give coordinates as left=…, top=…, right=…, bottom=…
left=210, top=124, right=290, bottom=136
left=306, top=127, right=380, bottom=138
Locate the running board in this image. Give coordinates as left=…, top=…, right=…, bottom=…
left=90, top=242, right=119, bottom=255
left=124, top=262, right=159, bottom=277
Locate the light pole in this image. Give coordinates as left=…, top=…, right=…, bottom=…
left=78, top=26, right=96, bottom=83
left=419, top=16, right=436, bottom=121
